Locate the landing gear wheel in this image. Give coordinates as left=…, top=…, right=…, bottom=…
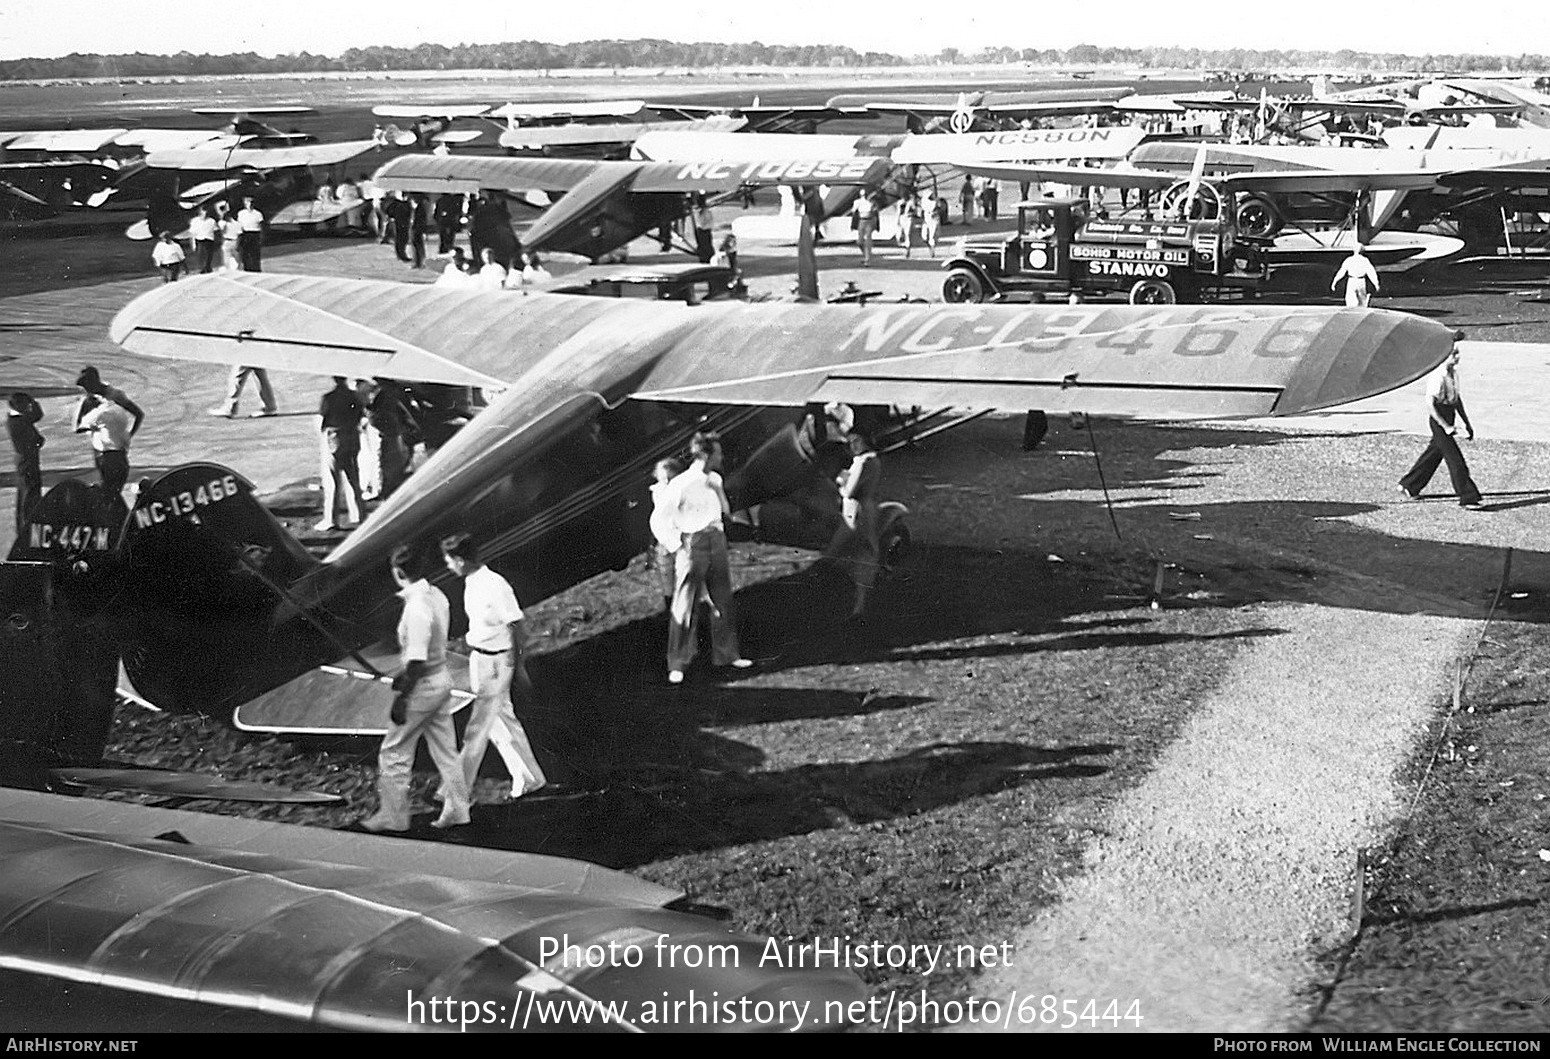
left=1128, top=278, right=1176, bottom=305
left=942, top=269, right=986, bottom=304
left=1236, top=195, right=1282, bottom=238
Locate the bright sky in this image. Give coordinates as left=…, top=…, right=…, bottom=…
left=2, top=0, right=1544, bottom=62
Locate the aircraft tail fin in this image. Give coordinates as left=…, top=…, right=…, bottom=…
left=2, top=479, right=129, bottom=781
left=115, top=463, right=323, bottom=719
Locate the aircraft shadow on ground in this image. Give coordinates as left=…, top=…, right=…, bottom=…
left=460, top=414, right=1550, bottom=862
left=465, top=733, right=1119, bottom=869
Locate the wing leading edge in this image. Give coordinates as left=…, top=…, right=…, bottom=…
left=110, top=276, right=1452, bottom=421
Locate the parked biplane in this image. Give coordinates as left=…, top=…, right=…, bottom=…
left=962, top=132, right=1550, bottom=267
left=824, top=87, right=1137, bottom=133
left=129, top=138, right=379, bottom=240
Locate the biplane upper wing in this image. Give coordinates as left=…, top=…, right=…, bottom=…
left=110, top=274, right=1453, bottom=422
left=145, top=140, right=378, bottom=172
left=0, top=788, right=865, bottom=1032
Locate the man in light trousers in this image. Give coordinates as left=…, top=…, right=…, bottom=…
left=441, top=533, right=547, bottom=800
left=361, top=544, right=470, bottom=832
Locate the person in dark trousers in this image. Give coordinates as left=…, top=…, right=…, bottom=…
left=7, top=391, right=44, bottom=539
left=189, top=206, right=219, bottom=274
left=236, top=196, right=265, bottom=272
left=691, top=194, right=715, bottom=264
left=409, top=194, right=430, bottom=268
left=1399, top=334, right=1483, bottom=509
left=366, top=378, right=413, bottom=500
left=385, top=192, right=414, bottom=263
left=433, top=193, right=462, bottom=256
left=316, top=376, right=364, bottom=531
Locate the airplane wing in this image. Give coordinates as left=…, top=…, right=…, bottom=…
left=0, top=129, right=129, bottom=152
left=190, top=105, right=315, bottom=117
left=374, top=153, right=615, bottom=195
left=113, top=129, right=245, bottom=152
left=498, top=117, right=745, bottom=152
left=0, top=788, right=865, bottom=1031
left=895, top=126, right=1147, bottom=166
left=110, top=275, right=1454, bottom=422
left=145, top=140, right=378, bottom=172
left=370, top=104, right=492, bottom=119
left=1437, top=159, right=1550, bottom=188
left=646, top=103, right=874, bottom=131
left=489, top=100, right=648, bottom=122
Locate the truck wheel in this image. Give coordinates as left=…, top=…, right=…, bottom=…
left=942, top=269, right=985, bottom=303
left=1128, top=279, right=1176, bottom=305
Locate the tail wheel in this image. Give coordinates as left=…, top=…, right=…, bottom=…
left=1128, top=279, right=1176, bottom=305
left=879, top=522, right=912, bottom=572
left=942, top=269, right=985, bottom=303
left=1236, top=195, right=1282, bottom=238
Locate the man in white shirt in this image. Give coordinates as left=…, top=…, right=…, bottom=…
left=74, top=396, right=133, bottom=500
left=472, top=248, right=508, bottom=290
left=1398, top=332, right=1482, bottom=508
left=435, top=248, right=471, bottom=288
left=236, top=195, right=264, bottom=272
left=664, top=431, right=752, bottom=683
left=1330, top=243, right=1380, bottom=307
left=187, top=207, right=219, bottom=274
left=441, top=534, right=547, bottom=799
left=150, top=231, right=186, bottom=283
left=362, top=545, right=470, bottom=832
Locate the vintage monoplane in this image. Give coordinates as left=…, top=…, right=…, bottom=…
left=369, top=152, right=893, bottom=261
left=0, top=279, right=1458, bottom=1028
left=91, top=277, right=1455, bottom=723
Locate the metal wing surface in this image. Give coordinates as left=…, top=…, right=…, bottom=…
left=0, top=791, right=864, bottom=1031
left=110, top=275, right=1454, bottom=421
left=373, top=153, right=616, bottom=195
left=892, top=126, right=1146, bottom=165
left=145, top=140, right=378, bottom=172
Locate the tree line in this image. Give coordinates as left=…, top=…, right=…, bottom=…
left=1, top=40, right=1544, bottom=82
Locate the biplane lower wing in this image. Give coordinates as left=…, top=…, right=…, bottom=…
left=0, top=788, right=866, bottom=1031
